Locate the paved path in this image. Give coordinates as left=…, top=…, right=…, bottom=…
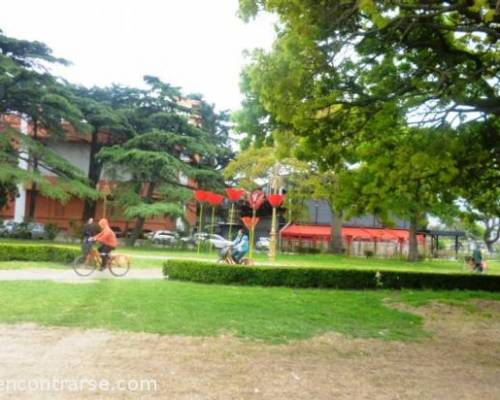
left=0, top=268, right=163, bottom=282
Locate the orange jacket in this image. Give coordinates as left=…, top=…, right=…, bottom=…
left=93, top=218, right=118, bottom=248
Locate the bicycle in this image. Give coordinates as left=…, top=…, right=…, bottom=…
left=217, top=245, right=254, bottom=266
left=73, top=241, right=130, bottom=277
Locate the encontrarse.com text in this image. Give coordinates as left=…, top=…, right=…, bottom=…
left=0, top=378, right=158, bottom=393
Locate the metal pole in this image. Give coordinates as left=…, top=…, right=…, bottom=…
left=269, top=206, right=277, bottom=261
left=228, top=203, right=234, bottom=241
left=249, top=209, right=256, bottom=259
left=210, top=205, right=216, bottom=253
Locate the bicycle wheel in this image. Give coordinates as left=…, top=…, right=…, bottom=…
left=73, top=255, right=97, bottom=276
left=108, top=255, right=130, bottom=277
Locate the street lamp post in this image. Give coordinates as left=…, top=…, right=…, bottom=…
left=194, top=190, right=210, bottom=253
left=267, top=194, right=286, bottom=261
left=206, top=192, right=225, bottom=253
left=226, top=188, right=245, bottom=240
left=246, top=191, right=265, bottom=259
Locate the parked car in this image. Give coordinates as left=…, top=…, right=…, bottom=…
left=151, top=230, right=178, bottom=245
left=27, top=223, right=47, bottom=239
left=256, top=236, right=270, bottom=251
left=0, top=220, right=19, bottom=236
left=207, top=234, right=232, bottom=249
left=179, top=233, right=230, bottom=249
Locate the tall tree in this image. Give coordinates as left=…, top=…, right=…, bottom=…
left=238, top=0, right=499, bottom=259
left=99, top=77, right=228, bottom=245
left=337, top=126, right=460, bottom=261
left=71, top=85, right=135, bottom=220
left=0, top=30, right=97, bottom=212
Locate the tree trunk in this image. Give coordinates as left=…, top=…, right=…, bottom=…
left=483, top=218, right=500, bottom=254
left=82, top=127, right=102, bottom=221
left=127, top=183, right=155, bottom=246
left=128, top=216, right=146, bottom=247
left=329, top=207, right=344, bottom=254
left=408, top=215, right=419, bottom=262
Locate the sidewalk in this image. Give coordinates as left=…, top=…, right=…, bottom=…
left=0, top=268, right=163, bottom=282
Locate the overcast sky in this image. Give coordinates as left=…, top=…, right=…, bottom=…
left=1, top=0, right=276, bottom=111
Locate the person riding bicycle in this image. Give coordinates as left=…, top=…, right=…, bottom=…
left=82, top=218, right=100, bottom=256
left=231, top=229, right=249, bottom=264
left=91, top=218, right=118, bottom=270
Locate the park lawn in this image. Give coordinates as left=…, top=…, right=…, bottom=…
left=0, top=280, right=498, bottom=343
left=1, top=239, right=499, bottom=274
left=0, top=261, right=67, bottom=270
left=269, top=253, right=500, bottom=275
left=115, top=249, right=500, bottom=275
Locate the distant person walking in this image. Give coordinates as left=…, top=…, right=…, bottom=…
left=472, top=245, right=483, bottom=273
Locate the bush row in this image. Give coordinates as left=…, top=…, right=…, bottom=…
left=163, top=260, right=500, bottom=291
left=0, top=243, right=79, bottom=263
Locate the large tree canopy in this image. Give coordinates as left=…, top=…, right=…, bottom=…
left=99, top=77, right=230, bottom=244
left=235, top=0, right=500, bottom=258
left=240, top=0, right=499, bottom=118
left=0, top=29, right=98, bottom=208
left=238, top=0, right=499, bottom=175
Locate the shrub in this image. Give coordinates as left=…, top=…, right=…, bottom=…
left=163, top=260, right=500, bottom=292
left=11, top=223, right=31, bottom=239
left=164, top=260, right=377, bottom=289
left=44, top=223, right=60, bottom=240
left=0, top=243, right=79, bottom=263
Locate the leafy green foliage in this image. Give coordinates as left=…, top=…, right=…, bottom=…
left=0, top=243, right=78, bottom=263
left=164, top=259, right=500, bottom=291
left=236, top=0, right=500, bottom=259
left=98, top=77, right=231, bottom=243
left=0, top=30, right=98, bottom=208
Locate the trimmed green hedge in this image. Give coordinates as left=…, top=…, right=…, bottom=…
left=0, top=243, right=79, bottom=263
left=163, top=260, right=500, bottom=291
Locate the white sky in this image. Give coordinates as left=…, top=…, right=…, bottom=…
left=0, top=0, right=276, bottom=111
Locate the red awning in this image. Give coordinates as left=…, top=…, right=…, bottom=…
left=281, top=225, right=424, bottom=242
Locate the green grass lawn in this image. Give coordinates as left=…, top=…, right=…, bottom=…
left=0, top=280, right=498, bottom=343
left=0, top=261, right=67, bottom=269
left=1, top=238, right=499, bottom=274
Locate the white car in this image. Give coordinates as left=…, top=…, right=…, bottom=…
left=206, top=234, right=232, bottom=249
left=256, top=237, right=270, bottom=250
left=179, top=233, right=231, bottom=249
left=151, top=230, right=177, bottom=244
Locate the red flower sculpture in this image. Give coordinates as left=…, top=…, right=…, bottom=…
left=207, top=192, right=225, bottom=206
left=241, top=216, right=260, bottom=229
left=247, top=191, right=265, bottom=210
left=267, top=194, right=286, bottom=208
left=226, top=188, right=246, bottom=202
left=194, top=190, right=210, bottom=202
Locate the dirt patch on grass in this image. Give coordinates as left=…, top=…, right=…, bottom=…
left=0, top=300, right=499, bottom=400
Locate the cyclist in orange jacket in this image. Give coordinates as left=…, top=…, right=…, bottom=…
left=92, top=218, right=118, bottom=270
